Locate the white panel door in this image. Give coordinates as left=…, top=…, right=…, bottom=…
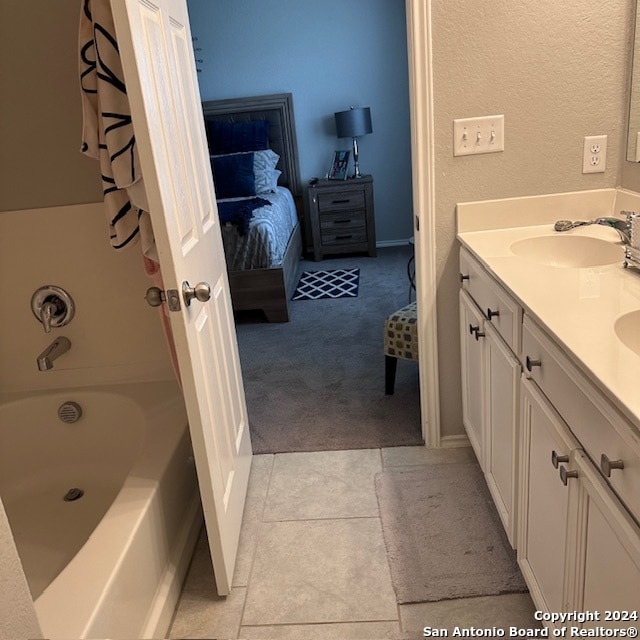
left=111, top=0, right=252, bottom=595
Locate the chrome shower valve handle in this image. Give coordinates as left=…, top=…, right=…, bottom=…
left=31, top=285, right=75, bottom=333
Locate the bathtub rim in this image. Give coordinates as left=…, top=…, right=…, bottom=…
left=5, top=379, right=201, bottom=639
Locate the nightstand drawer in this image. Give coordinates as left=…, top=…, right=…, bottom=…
left=317, top=190, right=365, bottom=212
left=321, top=229, right=368, bottom=246
left=320, top=211, right=366, bottom=232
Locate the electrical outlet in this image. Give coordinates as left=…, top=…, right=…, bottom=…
left=583, top=135, right=607, bottom=174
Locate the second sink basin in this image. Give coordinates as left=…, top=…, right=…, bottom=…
left=615, top=310, right=640, bottom=356
left=510, top=235, right=624, bottom=268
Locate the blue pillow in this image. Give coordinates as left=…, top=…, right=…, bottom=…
left=206, top=119, right=269, bottom=154
left=211, top=153, right=255, bottom=199
left=211, top=150, right=281, bottom=198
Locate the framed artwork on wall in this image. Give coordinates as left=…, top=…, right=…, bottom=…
left=328, top=150, right=350, bottom=180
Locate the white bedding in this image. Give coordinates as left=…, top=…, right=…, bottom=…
left=218, top=186, right=298, bottom=271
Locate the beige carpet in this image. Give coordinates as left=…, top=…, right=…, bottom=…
left=375, top=463, right=527, bottom=604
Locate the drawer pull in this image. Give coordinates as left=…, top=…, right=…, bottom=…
left=487, top=307, right=500, bottom=319
left=333, top=219, right=352, bottom=224
left=551, top=450, right=569, bottom=469
left=600, top=454, right=625, bottom=477
left=469, top=323, right=479, bottom=335
left=559, top=466, right=578, bottom=486
left=460, top=273, right=470, bottom=282
left=525, top=355, right=542, bottom=372
left=332, top=199, right=351, bottom=204
left=335, top=234, right=353, bottom=240
left=474, top=330, right=485, bottom=340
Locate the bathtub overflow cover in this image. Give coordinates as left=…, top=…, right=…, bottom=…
left=63, top=488, right=84, bottom=502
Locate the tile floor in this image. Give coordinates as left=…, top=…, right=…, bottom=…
left=168, top=446, right=539, bottom=639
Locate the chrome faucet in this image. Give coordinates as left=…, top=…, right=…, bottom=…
left=593, top=217, right=631, bottom=244
left=37, top=337, right=71, bottom=371
left=554, top=217, right=631, bottom=244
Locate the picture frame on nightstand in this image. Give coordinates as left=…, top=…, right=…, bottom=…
left=327, top=150, right=350, bottom=180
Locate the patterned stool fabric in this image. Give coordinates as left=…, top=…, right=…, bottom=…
left=383, top=301, right=418, bottom=395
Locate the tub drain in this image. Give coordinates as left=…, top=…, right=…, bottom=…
left=63, top=488, right=84, bottom=502
left=58, top=401, right=82, bottom=424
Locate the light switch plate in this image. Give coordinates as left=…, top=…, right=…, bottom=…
left=453, top=115, right=505, bottom=156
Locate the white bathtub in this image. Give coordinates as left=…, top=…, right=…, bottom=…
left=0, top=380, right=203, bottom=639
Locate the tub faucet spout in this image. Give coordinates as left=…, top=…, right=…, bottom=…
left=37, top=337, right=71, bottom=371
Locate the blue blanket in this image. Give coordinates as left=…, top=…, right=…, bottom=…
left=217, top=197, right=270, bottom=236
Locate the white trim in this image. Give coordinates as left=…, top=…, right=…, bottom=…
left=440, top=433, right=472, bottom=449
left=406, top=0, right=441, bottom=447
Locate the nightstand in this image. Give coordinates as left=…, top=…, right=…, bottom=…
left=307, top=175, right=376, bottom=261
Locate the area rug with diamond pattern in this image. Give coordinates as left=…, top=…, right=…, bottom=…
left=292, top=268, right=359, bottom=300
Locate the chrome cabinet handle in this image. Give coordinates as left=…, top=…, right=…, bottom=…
left=551, top=450, right=569, bottom=469
left=600, top=454, right=624, bottom=477
left=182, top=281, right=211, bottom=306
left=525, top=355, right=542, bottom=372
left=559, top=466, right=578, bottom=486
left=487, top=307, right=500, bottom=319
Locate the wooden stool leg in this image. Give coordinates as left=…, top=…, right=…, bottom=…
left=385, top=355, right=398, bottom=395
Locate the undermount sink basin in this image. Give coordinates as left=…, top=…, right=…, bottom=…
left=510, top=235, right=624, bottom=268
left=615, top=310, right=640, bottom=357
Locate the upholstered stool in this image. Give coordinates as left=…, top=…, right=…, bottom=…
left=383, top=301, right=418, bottom=395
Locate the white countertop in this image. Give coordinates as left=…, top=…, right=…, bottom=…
left=457, top=222, right=640, bottom=430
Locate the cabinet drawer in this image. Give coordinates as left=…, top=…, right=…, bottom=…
left=320, top=211, right=365, bottom=232
left=321, top=229, right=368, bottom=246
left=522, top=315, right=640, bottom=521
left=459, top=247, right=522, bottom=352
left=318, top=190, right=365, bottom=212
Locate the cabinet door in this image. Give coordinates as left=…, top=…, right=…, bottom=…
left=460, top=290, right=485, bottom=467
left=484, top=322, right=520, bottom=545
left=518, top=378, right=578, bottom=617
left=567, top=450, right=640, bottom=625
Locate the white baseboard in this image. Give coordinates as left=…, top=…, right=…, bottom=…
left=439, top=433, right=471, bottom=448
left=376, top=238, right=413, bottom=248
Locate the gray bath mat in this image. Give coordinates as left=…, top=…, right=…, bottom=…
left=375, top=463, right=527, bottom=604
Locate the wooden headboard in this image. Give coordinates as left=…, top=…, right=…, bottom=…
left=201, top=93, right=302, bottom=200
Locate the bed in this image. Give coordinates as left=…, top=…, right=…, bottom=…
left=202, top=93, right=303, bottom=322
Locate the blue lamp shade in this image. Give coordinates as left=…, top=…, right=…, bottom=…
left=334, top=107, right=373, bottom=139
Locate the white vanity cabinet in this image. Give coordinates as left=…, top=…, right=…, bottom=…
left=459, top=289, right=486, bottom=464
left=567, top=450, right=640, bottom=623
left=518, top=377, right=577, bottom=625
left=459, top=248, right=522, bottom=545
left=520, top=313, right=640, bottom=619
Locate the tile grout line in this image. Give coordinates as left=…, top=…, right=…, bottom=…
left=233, top=453, right=277, bottom=639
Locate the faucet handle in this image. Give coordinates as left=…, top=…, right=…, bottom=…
left=31, top=286, right=75, bottom=334
left=40, top=301, right=57, bottom=333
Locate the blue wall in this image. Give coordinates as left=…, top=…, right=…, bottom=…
left=187, top=0, right=413, bottom=245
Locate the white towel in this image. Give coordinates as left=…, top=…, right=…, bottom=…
left=78, top=0, right=156, bottom=260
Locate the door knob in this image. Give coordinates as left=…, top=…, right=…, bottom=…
left=145, top=286, right=165, bottom=307
left=182, top=281, right=211, bottom=306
